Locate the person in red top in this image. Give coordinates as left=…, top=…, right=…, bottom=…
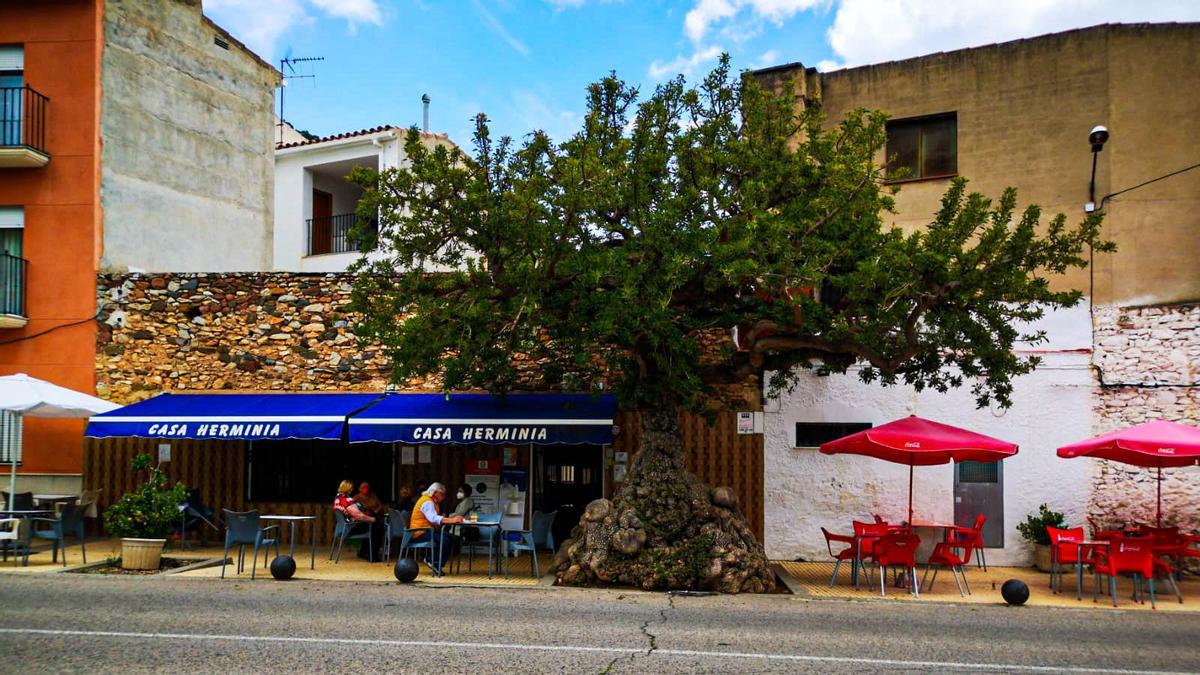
left=333, top=480, right=379, bottom=561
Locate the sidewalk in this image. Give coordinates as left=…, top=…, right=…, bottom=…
left=775, top=560, right=1200, bottom=612
left=0, top=538, right=552, bottom=587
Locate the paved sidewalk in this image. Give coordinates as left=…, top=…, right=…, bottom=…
left=777, top=560, right=1199, bottom=612
left=0, top=538, right=551, bottom=587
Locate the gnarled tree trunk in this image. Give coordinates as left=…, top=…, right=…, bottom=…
left=553, top=405, right=775, bottom=593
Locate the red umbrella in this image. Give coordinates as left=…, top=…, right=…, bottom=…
left=820, top=415, right=1019, bottom=524
left=1057, top=420, right=1200, bottom=527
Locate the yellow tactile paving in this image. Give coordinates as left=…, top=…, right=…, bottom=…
left=776, top=561, right=1200, bottom=612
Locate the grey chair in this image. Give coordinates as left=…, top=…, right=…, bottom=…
left=503, top=527, right=541, bottom=578
left=29, top=503, right=87, bottom=567
left=329, top=511, right=373, bottom=564
left=531, top=510, right=557, bottom=552
left=0, top=518, right=19, bottom=566
left=1, top=491, right=33, bottom=512
left=221, top=509, right=279, bottom=579
left=382, top=510, right=408, bottom=564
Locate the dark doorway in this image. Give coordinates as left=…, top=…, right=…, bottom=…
left=310, top=188, right=333, bottom=255
left=533, top=445, right=603, bottom=548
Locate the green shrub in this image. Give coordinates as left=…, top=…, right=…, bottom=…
left=103, top=453, right=188, bottom=539
left=1016, top=503, right=1065, bottom=546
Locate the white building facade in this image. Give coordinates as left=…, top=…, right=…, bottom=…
left=273, top=126, right=455, bottom=273
left=762, top=305, right=1098, bottom=566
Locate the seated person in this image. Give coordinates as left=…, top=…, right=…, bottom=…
left=333, top=480, right=374, bottom=523
left=355, top=482, right=387, bottom=561
left=408, top=482, right=464, bottom=573
left=448, top=483, right=476, bottom=538
left=393, top=485, right=416, bottom=514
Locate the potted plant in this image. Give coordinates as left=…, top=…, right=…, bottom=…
left=1016, top=503, right=1065, bottom=573
left=103, top=453, right=188, bottom=570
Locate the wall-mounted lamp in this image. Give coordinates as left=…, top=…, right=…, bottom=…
left=1085, top=125, right=1109, bottom=212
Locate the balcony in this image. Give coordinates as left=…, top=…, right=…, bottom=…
left=305, top=213, right=376, bottom=257
left=0, top=253, right=29, bottom=328
left=0, top=85, right=50, bottom=168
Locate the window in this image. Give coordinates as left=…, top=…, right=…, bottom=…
left=794, top=422, right=872, bottom=448
left=0, top=46, right=24, bottom=147
left=0, top=207, right=23, bottom=317
left=246, top=440, right=395, bottom=503
left=885, top=113, right=957, bottom=181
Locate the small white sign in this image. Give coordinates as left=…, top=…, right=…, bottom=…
left=737, top=412, right=755, bottom=434
left=418, top=444, right=432, bottom=463
left=401, top=446, right=415, bottom=465
left=157, top=443, right=171, bottom=463
left=614, top=451, right=628, bottom=463
left=613, top=464, right=627, bottom=482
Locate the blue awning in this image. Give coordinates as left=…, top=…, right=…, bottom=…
left=85, top=393, right=383, bottom=441
left=348, top=393, right=617, bottom=445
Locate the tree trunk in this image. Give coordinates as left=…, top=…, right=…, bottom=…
left=553, top=403, right=776, bottom=593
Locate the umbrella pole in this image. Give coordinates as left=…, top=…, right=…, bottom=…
left=908, top=464, right=914, bottom=526
left=6, top=413, right=17, bottom=508
left=1157, top=467, right=1162, bottom=528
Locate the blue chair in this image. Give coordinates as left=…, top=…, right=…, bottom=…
left=330, top=511, right=373, bottom=564
left=221, top=509, right=278, bottom=579
left=29, top=503, right=87, bottom=567
left=531, top=510, right=557, bottom=552
left=399, top=518, right=439, bottom=575
left=455, top=512, right=502, bottom=578
left=504, top=527, right=541, bottom=578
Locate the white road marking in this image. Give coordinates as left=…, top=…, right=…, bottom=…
left=0, top=627, right=1190, bottom=674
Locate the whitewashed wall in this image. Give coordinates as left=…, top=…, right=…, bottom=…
left=762, top=305, right=1097, bottom=566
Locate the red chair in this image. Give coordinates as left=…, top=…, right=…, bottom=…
left=821, top=527, right=860, bottom=588
left=852, top=521, right=891, bottom=587
left=864, top=532, right=921, bottom=597
left=1091, top=538, right=1169, bottom=608
left=948, top=514, right=987, bottom=570
left=1047, top=526, right=1091, bottom=594
left=922, top=531, right=978, bottom=597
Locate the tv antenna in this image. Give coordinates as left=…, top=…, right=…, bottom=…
left=277, top=55, right=324, bottom=144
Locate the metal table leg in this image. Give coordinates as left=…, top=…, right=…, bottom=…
left=310, top=519, right=316, bottom=570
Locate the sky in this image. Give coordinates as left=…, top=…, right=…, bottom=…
left=202, top=0, right=1200, bottom=147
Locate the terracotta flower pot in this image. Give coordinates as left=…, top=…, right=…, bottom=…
left=1033, top=543, right=1053, bottom=573
left=121, top=537, right=166, bottom=570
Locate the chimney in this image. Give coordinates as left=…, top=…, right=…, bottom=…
left=421, top=94, right=430, bottom=132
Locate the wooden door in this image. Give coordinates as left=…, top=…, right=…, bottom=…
left=310, top=189, right=333, bottom=255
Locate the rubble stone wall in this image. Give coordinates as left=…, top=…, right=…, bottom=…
left=96, top=272, right=412, bottom=404
left=1090, top=303, right=1200, bottom=530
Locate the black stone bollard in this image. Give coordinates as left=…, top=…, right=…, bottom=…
left=270, top=555, right=296, bottom=580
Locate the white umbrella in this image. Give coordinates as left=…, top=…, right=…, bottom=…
left=0, top=373, right=119, bottom=504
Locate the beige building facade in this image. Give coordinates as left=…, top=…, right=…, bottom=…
left=754, top=24, right=1200, bottom=566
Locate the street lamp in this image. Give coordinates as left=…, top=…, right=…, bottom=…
left=1085, top=125, right=1109, bottom=212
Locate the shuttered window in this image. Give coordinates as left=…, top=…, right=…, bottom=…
left=0, top=46, right=23, bottom=72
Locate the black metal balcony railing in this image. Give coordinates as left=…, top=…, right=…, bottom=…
left=0, top=252, right=29, bottom=318
left=0, top=85, right=49, bottom=155
left=305, top=213, right=377, bottom=256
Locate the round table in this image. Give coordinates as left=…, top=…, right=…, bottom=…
left=261, top=515, right=317, bottom=569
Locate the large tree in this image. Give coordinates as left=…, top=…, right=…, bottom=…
left=347, top=57, right=1111, bottom=592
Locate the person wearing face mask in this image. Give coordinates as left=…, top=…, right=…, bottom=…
left=354, top=482, right=386, bottom=561
left=408, top=482, right=465, bottom=574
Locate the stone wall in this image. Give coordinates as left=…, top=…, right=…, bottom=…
left=1090, top=303, right=1200, bottom=529
left=96, top=272, right=412, bottom=404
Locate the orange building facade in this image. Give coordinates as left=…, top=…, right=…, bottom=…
left=0, top=1, right=103, bottom=489
left=0, top=1, right=278, bottom=494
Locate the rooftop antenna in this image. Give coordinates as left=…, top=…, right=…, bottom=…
left=278, top=55, right=324, bottom=144
left=422, top=93, right=431, bottom=132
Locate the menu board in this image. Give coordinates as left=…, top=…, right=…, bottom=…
left=465, top=458, right=501, bottom=514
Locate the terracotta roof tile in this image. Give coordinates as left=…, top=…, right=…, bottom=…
left=275, top=126, right=451, bottom=150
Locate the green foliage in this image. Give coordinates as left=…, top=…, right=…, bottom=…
left=103, top=453, right=188, bottom=539
left=348, top=55, right=1111, bottom=411
left=1016, top=503, right=1066, bottom=545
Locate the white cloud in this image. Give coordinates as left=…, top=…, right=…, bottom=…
left=648, top=44, right=724, bottom=80
left=756, top=48, right=780, bottom=67
left=509, top=91, right=582, bottom=142
left=472, top=0, right=531, bottom=56
left=203, top=0, right=383, bottom=58
left=685, top=0, right=825, bottom=44
left=311, top=0, right=384, bottom=25
left=824, top=0, right=1200, bottom=69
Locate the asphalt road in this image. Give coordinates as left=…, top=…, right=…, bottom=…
left=0, top=574, right=1197, bottom=674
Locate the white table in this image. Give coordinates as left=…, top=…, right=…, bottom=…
left=261, top=515, right=317, bottom=569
